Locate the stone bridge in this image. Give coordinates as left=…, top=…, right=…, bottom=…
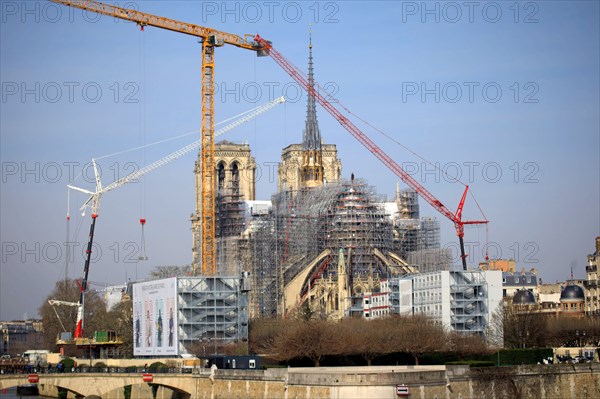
left=0, top=373, right=198, bottom=398
left=1, top=364, right=600, bottom=399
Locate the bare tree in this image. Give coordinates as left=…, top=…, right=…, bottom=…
left=486, top=305, right=505, bottom=349
left=272, top=318, right=337, bottom=366
left=39, top=279, right=109, bottom=350
left=502, top=306, right=548, bottom=349
left=337, top=318, right=389, bottom=366
left=149, top=265, right=191, bottom=280
left=107, top=298, right=133, bottom=357
left=249, top=318, right=285, bottom=355
left=447, top=331, right=489, bottom=359
left=385, top=315, right=446, bottom=365
left=546, top=316, right=600, bottom=348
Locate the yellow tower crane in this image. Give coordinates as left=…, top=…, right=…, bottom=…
left=50, top=0, right=268, bottom=275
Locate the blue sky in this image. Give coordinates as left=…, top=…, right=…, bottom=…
left=1, top=1, right=598, bottom=320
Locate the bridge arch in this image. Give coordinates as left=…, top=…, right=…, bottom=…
left=102, top=382, right=191, bottom=399
left=0, top=377, right=85, bottom=398
left=1, top=373, right=194, bottom=399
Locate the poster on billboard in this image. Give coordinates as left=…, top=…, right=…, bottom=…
left=133, top=277, right=178, bottom=356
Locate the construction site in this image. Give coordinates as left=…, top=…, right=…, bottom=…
left=194, top=31, right=451, bottom=320
left=43, top=0, right=490, bottom=355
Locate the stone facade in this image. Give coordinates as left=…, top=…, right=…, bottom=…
left=277, top=143, right=341, bottom=192
left=585, top=237, right=600, bottom=315
left=191, top=141, right=256, bottom=272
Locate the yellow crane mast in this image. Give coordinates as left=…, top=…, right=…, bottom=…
left=50, top=0, right=266, bottom=275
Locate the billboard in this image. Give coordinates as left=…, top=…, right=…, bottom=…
left=133, top=277, right=178, bottom=356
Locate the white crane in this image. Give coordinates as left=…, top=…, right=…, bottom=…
left=47, top=299, right=81, bottom=335
left=68, top=96, right=285, bottom=216
left=64, top=96, right=285, bottom=339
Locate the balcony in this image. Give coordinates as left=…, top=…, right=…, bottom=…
left=587, top=265, right=597, bottom=273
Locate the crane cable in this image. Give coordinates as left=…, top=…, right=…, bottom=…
left=92, top=106, right=267, bottom=161
left=300, top=65, right=491, bottom=259
left=345, top=102, right=491, bottom=259
left=338, top=103, right=465, bottom=187
left=64, top=189, right=71, bottom=284
left=138, top=28, right=148, bottom=261
left=312, top=79, right=489, bottom=221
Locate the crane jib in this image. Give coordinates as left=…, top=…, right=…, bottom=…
left=51, top=0, right=259, bottom=50
left=254, top=35, right=488, bottom=269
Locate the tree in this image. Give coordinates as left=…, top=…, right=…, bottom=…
left=386, top=315, right=446, bottom=365
left=337, top=318, right=389, bottom=366
left=447, top=331, right=489, bottom=359
left=249, top=318, right=285, bottom=355
left=486, top=305, right=505, bottom=349
left=107, top=298, right=133, bottom=357
left=149, top=265, right=191, bottom=280
left=272, top=318, right=337, bottom=366
left=186, top=339, right=248, bottom=358
left=546, top=316, right=600, bottom=348
left=39, top=279, right=110, bottom=350
left=501, top=305, right=548, bottom=349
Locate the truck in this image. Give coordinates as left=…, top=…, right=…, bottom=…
left=22, top=350, right=50, bottom=366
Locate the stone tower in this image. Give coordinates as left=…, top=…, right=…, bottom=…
left=191, top=140, right=256, bottom=273
left=278, top=32, right=341, bottom=193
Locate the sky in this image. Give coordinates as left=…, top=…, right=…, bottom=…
left=1, top=1, right=599, bottom=321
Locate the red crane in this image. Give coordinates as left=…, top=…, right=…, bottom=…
left=254, top=36, right=488, bottom=270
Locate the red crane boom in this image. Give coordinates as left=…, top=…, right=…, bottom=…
left=254, top=35, right=488, bottom=270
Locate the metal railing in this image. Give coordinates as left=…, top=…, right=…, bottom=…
left=0, top=365, right=210, bottom=375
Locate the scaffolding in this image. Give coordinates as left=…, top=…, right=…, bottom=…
left=449, top=270, right=488, bottom=335
left=324, top=178, right=394, bottom=278
left=397, top=187, right=420, bottom=220
left=393, top=188, right=441, bottom=264
left=406, top=248, right=451, bottom=273
left=178, top=276, right=249, bottom=354
left=242, top=177, right=397, bottom=318
left=215, top=181, right=246, bottom=276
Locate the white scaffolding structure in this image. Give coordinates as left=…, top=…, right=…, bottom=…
left=177, top=276, right=250, bottom=354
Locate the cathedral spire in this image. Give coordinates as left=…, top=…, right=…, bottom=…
left=303, top=25, right=321, bottom=151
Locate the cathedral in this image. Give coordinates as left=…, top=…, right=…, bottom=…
left=190, top=33, right=442, bottom=319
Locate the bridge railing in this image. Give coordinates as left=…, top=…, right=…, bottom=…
left=1, top=366, right=204, bottom=375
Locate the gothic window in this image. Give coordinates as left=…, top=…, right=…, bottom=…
left=231, top=162, right=240, bottom=195
left=217, top=162, right=226, bottom=192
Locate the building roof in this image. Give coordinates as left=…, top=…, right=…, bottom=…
left=502, top=271, right=537, bottom=286
left=512, top=289, right=536, bottom=305
left=560, top=284, right=585, bottom=302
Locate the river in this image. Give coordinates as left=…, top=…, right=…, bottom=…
left=0, top=386, right=42, bottom=398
